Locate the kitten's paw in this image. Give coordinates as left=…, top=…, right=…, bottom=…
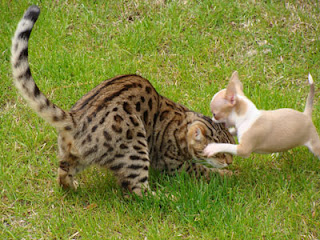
left=203, top=143, right=219, bottom=157
left=228, top=127, right=237, bottom=136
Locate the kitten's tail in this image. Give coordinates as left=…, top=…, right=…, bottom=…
left=11, top=6, right=74, bottom=131
left=304, top=73, right=315, bottom=118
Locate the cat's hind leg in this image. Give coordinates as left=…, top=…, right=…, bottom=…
left=58, top=156, right=86, bottom=189
left=57, top=133, right=86, bottom=189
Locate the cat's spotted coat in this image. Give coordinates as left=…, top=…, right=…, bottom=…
left=11, top=6, right=234, bottom=196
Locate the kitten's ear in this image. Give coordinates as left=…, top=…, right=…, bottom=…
left=230, top=71, right=244, bottom=95
left=187, top=122, right=205, bottom=143
left=230, top=71, right=240, bottom=83
left=225, top=71, right=242, bottom=105
left=225, top=80, right=237, bottom=106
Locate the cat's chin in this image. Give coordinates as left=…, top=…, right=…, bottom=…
left=205, top=158, right=229, bottom=169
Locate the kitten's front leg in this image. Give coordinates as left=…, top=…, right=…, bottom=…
left=204, top=143, right=253, bottom=158
left=203, top=143, right=238, bottom=157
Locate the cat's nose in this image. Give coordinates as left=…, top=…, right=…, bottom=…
left=225, top=154, right=233, bottom=164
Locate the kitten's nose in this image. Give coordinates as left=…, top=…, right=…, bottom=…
left=212, top=116, right=219, bottom=123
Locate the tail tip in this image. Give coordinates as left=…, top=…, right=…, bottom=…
left=23, top=5, right=40, bottom=22
left=308, top=73, right=313, bottom=85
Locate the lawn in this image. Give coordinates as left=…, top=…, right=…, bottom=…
left=1, top=0, right=320, bottom=239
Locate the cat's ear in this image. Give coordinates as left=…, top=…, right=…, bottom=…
left=187, top=122, right=206, bottom=143
left=194, top=127, right=203, bottom=141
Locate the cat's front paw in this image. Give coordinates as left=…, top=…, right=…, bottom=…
left=203, top=143, right=219, bottom=157
left=217, top=169, right=234, bottom=177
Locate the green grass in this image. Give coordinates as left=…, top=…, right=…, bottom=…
left=1, top=0, right=320, bottom=239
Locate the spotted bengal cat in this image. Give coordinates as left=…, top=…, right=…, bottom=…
left=11, top=6, right=235, bottom=196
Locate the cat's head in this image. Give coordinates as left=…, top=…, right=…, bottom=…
left=187, top=117, right=234, bottom=168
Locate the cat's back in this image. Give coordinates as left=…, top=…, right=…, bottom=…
left=67, top=75, right=160, bottom=159
left=71, top=74, right=159, bottom=115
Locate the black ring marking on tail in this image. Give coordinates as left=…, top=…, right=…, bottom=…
left=23, top=5, right=40, bottom=22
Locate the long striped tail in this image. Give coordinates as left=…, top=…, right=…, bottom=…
left=11, top=6, right=74, bottom=131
